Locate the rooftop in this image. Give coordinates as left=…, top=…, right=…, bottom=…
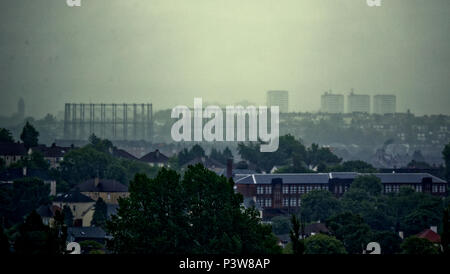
left=73, top=178, right=128, bottom=193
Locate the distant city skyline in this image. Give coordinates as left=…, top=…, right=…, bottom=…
left=0, top=0, right=449, bottom=117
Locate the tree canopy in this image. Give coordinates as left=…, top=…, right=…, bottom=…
left=106, top=165, right=281, bottom=254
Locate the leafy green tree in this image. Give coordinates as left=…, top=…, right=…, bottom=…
left=328, top=160, right=377, bottom=173
left=341, top=176, right=395, bottom=231
left=0, top=128, right=14, bottom=143
left=14, top=210, right=67, bottom=254
left=304, top=234, right=347, bottom=254
left=400, top=236, right=439, bottom=255
left=371, top=231, right=402, bottom=254
left=91, top=198, right=108, bottom=228
left=79, top=240, right=104, bottom=254
left=351, top=175, right=383, bottom=196
left=20, top=121, right=39, bottom=149
left=444, top=143, right=450, bottom=182
left=0, top=178, right=50, bottom=227
left=402, top=208, right=441, bottom=237
left=62, top=205, right=74, bottom=226
left=289, top=214, right=305, bottom=255
left=441, top=206, right=450, bottom=255
left=271, top=216, right=291, bottom=235
left=11, top=151, right=50, bottom=170
left=13, top=210, right=48, bottom=254
left=107, top=165, right=281, bottom=254
left=326, top=212, right=372, bottom=254
left=300, top=190, right=341, bottom=223
left=0, top=225, right=10, bottom=254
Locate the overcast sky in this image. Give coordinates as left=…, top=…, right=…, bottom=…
left=0, top=0, right=449, bottom=117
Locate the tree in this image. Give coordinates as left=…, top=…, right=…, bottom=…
left=20, top=121, right=39, bottom=149
left=289, top=214, right=305, bottom=255
left=400, top=236, right=439, bottom=255
left=91, top=198, right=107, bottom=228
left=14, top=210, right=67, bottom=254
left=13, top=210, right=48, bottom=254
left=62, top=205, right=74, bottom=226
left=0, top=225, right=10, bottom=254
left=106, top=165, right=281, bottom=254
left=271, top=216, right=291, bottom=235
left=304, top=234, right=347, bottom=254
left=328, top=160, right=377, bottom=173
left=371, top=231, right=402, bottom=254
left=0, top=128, right=14, bottom=143
left=300, top=190, right=341, bottom=223
left=326, top=212, right=372, bottom=254
left=441, top=206, right=450, bottom=255
left=444, top=143, right=450, bottom=182
left=351, top=175, right=383, bottom=196
left=0, top=178, right=50, bottom=227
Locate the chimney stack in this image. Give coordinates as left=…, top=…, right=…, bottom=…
left=226, top=158, right=233, bottom=179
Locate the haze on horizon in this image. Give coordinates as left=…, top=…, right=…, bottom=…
left=0, top=0, right=449, bottom=118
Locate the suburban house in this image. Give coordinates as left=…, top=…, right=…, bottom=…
left=67, top=226, right=110, bottom=245
left=140, top=149, right=169, bottom=167
left=72, top=178, right=129, bottom=205
left=235, top=172, right=447, bottom=219
left=0, top=167, right=56, bottom=196
left=416, top=226, right=441, bottom=244
left=36, top=204, right=60, bottom=226
left=0, top=142, right=27, bottom=166
left=52, top=191, right=96, bottom=227
left=30, top=143, right=74, bottom=169
left=111, top=147, right=139, bottom=161
left=182, top=156, right=225, bottom=174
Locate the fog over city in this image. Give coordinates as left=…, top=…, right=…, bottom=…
left=0, top=0, right=449, bottom=118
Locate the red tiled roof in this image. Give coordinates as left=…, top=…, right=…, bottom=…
left=416, top=229, right=441, bottom=243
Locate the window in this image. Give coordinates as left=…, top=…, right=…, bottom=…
left=306, top=186, right=312, bottom=192
left=385, top=185, right=392, bottom=193
left=107, top=194, right=111, bottom=200
left=257, top=186, right=263, bottom=195
left=290, top=198, right=297, bottom=207
left=265, top=186, right=272, bottom=194
left=283, top=198, right=289, bottom=207
left=416, top=185, right=422, bottom=192
left=256, top=198, right=264, bottom=207
left=393, top=185, right=399, bottom=193
left=440, top=185, right=446, bottom=193
left=298, top=198, right=302, bottom=207
left=283, top=186, right=289, bottom=194
left=290, top=185, right=297, bottom=194
left=264, top=198, right=272, bottom=207
left=299, top=186, right=305, bottom=194
left=432, top=185, right=438, bottom=193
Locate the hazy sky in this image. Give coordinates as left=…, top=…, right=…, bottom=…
left=0, top=0, right=449, bottom=117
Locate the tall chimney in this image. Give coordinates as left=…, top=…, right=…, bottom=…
left=226, top=158, right=233, bottom=179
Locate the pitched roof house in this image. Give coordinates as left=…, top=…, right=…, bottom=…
left=72, top=178, right=129, bottom=205
left=140, top=149, right=169, bottom=167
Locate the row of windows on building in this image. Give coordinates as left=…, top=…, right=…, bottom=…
left=256, top=185, right=328, bottom=195
left=256, top=197, right=302, bottom=208
left=384, top=184, right=446, bottom=193
left=256, top=184, right=447, bottom=195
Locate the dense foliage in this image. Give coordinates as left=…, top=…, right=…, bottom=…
left=106, top=165, right=281, bottom=254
